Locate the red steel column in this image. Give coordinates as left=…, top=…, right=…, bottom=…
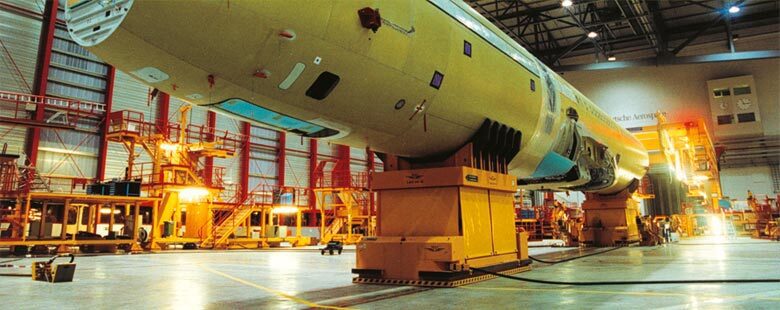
left=367, top=148, right=375, bottom=215
left=156, top=93, right=170, bottom=138
left=203, top=111, right=216, bottom=186
left=277, top=132, right=286, bottom=187
left=335, top=145, right=351, bottom=187
left=96, top=66, right=116, bottom=181
left=239, top=122, right=251, bottom=201
left=25, top=0, right=57, bottom=166
left=308, top=139, right=318, bottom=225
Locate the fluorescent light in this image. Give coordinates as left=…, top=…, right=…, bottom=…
left=562, top=0, right=573, bottom=7
left=159, top=143, right=179, bottom=152
left=608, top=56, right=616, bottom=61
left=728, top=5, right=740, bottom=13
left=272, top=206, right=299, bottom=214
left=178, top=187, right=210, bottom=202
left=587, top=31, right=598, bottom=38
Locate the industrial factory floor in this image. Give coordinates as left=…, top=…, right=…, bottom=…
left=2, top=237, right=779, bottom=309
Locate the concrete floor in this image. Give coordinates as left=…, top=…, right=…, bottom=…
left=2, top=237, right=779, bottom=309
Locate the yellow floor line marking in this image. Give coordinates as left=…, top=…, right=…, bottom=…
left=200, top=265, right=351, bottom=310
left=460, top=286, right=780, bottom=302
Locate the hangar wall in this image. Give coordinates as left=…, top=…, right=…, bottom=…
left=719, top=166, right=775, bottom=200
left=562, top=58, right=780, bottom=201
left=560, top=58, right=780, bottom=134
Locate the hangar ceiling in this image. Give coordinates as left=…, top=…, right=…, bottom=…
left=468, top=0, right=780, bottom=69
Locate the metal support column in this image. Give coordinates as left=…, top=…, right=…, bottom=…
left=278, top=132, right=286, bottom=186
left=156, top=93, right=171, bottom=137
left=25, top=0, right=57, bottom=166
left=204, top=111, right=216, bottom=186
left=240, top=122, right=251, bottom=201
left=96, top=66, right=116, bottom=180
left=308, top=139, right=318, bottom=225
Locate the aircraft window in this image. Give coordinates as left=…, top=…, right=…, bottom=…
left=429, top=0, right=539, bottom=76
left=463, top=40, right=472, bottom=57
left=211, top=98, right=339, bottom=138
left=430, top=71, right=444, bottom=89
left=306, top=71, right=340, bottom=100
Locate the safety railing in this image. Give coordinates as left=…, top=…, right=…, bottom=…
left=0, top=90, right=105, bottom=114
left=107, top=110, right=156, bottom=138
left=0, top=90, right=105, bottom=130
left=107, top=110, right=245, bottom=150
left=185, top=123, right=244, bottom=153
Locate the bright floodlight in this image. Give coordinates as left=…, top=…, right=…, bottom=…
left=587, top=31, right=598, bottom=38
left=562, top=0, right=573, bottom=7
left=608, top=56, right=616, bottom=61
left=728, top=5, right=740, bottom=13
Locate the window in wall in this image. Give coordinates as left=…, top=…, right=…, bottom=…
left=733, top=85, right=751, bottom=95
left=737, top=112, right=756, bottom=123
left=713, top=88, right=730, bottom=97
left=717, top=114, right=734, bottom=125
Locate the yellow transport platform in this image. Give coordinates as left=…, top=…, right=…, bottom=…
left=353, top=166, right=531, bottom=287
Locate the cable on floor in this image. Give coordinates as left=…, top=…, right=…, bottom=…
left=528, top=246, right=622, bottom=264
left=469, top=267, right=780, bottom=286
left=0, top=257, right=24, bottom=264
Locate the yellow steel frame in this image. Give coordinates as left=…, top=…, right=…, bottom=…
left=1, top=192, right=160, bottom=252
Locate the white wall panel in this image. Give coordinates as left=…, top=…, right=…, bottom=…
left=0, top=8, right=40, bottom=93
left=112, top=70, right=153, bottom=117
left=350, top=147, right=367, bottom=161
left=285, top=154, right=309, bottom=187
left=286, top=135, right=310, bottom=152
left=317, top=139, right=338, bottom=158
left=720, top=165, right=775, bottom=200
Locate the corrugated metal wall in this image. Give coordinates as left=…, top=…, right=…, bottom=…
left=0, top=4, right=41, bottom=158
left=248, top=126, right=279, bottom=190
left=37, top=19, right=110, bottom=185
left=213, top=113, right=243, bottom=188
left=104, top=70, right=153, bottom=180
left=286, top=136, right=310, bottom=187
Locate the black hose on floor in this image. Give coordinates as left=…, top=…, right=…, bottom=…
left=0, top=257, right=24, bottom=264
left=528, top=246, right=622, bottom=264
left=470, top=267, right=780, bottom=286
left=0, top=273, right=31, bottom=277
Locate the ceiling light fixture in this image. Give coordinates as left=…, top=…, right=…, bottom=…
left=587, top=31, right=598, bottom=38
left=728, top=5, right=740, bottom=14
left=562, top=0, right=573, bottom=7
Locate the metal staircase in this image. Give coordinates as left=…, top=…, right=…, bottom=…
left=725, top=220, right=737, bottom=238
left=17, top=166, right=51, bottom=193
left=200, top=204, right=255, bottom=249
left=320, top=217, right=345, bottom=244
